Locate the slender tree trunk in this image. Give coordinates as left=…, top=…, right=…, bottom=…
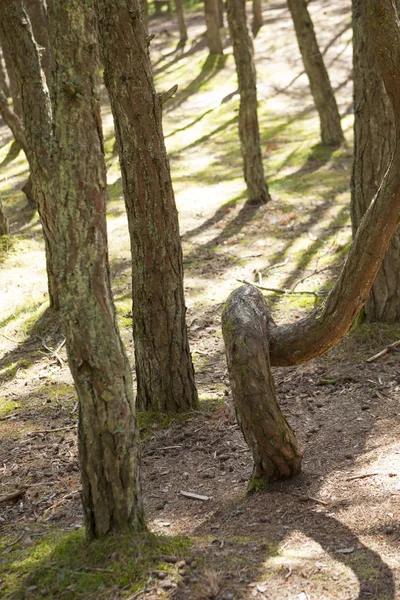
left=0, top=32, right=22, bottom=117
left=351, top=0, right=400, bottom=323
left=96, top=0, right=198, bottom=413
left=24, top=0, right=50, bottom=80
left=223, top=286, right=302, bottom=489
left=0, top=197, right=9, bottom=235
left=0, top=1, right=58, bottom=309
left=175, top=0, right=188, bottom=44
left=252, top=0, right=262, bottom=37
left=204, top=0, right=224, bottom=54
left=223, top=0, right=400, bottom=487
left=0, top=47, right=10, bottom=97
left=227, top=0, right=271, bottom=205
left=287, top=0, right=344, bottom=146
left=0, top=91, right=28, bottom=153
left=49, top=0, right=144, bottom=539
left=218, top=0, right=224, bottom=28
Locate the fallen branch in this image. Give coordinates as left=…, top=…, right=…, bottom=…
left=0, top=489, right=26, bottom=503
left=235, top=279, right=324, bottom=297
left=43, top=489, right=80, bottom=518
left=366, top=339, right=400, bottom=363
left=1, top=530, right=26, bottom=552
left=180, top=490, right=211, bottom=501
left=346, top=472, right=379, bottom=482
left=27, top=425, right=76, bottom=436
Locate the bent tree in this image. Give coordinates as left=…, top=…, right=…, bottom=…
left=223, top=0, right=400, bottom=490
left=227, top=0, right=271, bottom=205
left=96, top=0, right=198, bottom=413
left=287, top=0, right=344, bottom=146
left=351, top=0, right=400, bottom=323
left=50, top=0, right=144, bottom=539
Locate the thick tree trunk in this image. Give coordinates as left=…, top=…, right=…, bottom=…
left=24, top=0, right=50, bottom=80
left=227, top=0, right=271, bottom=205
left=0, top=1, right=58, bottom=309
left=204, top=0, right=224, bottom=54
left=223, top=0, right=400, bottom=487
left=351, top=0, right=400, bottom=323
left=49, top=0, right=144, bottom=539
left=96, top=0, right=198, bottom=413
left=223, top=286, right=302, bottom=489
left=0, top=33, right=22, bottom=117
left=252, top=0, right=262, bottom=37
left=287, top=0, right=344, bottom=146
left=175, top=0, right=188, bottom=44
left=0, top=197, right=9, bottom=235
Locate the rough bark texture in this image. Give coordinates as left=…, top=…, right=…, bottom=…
left=204, top=0, right=224, bottom=54
left=0, top=31, right=22, bottom=117
left=175, top=0, right=188, bottom=44
left=0, top=48, right=10, bottom=97
left=227, top=0, right=270, bottom=205
left=252, top=0, right=263, bottom=37
left=96, top=0, right=198, bottom=413
left=24, top=0, right=50, bottom=80
left=0, top=197, right=9, bottom=235
left=49, top=0, right=145, bottom=539
left=223, top=0, right=400, bottom=486
left=0, top=1, right=58, bottom=309
left=287, top=0, right=344, bottom=146
left=351, top=0, right=400, bottom=323
left=0, top=90, right=28, bottom=153
left=222, top=286, right=302, bottom=489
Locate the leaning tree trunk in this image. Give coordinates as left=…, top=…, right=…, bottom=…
left=227, top=0, right=271, bottom=205
left=204, top=0, right=224, bottom=54
left=0, top=1, right=58, bottom=309
left=223, top=0, right=400, bottom=488
left=175, top=0, right=188, bottom=45
left=96, top=0, right=198, bottom=413
left=351, top=0, right=400, bottom=323
left=287, top=0, right=344, bottom=146
left=24, top=0, right=50, bottom=80
left=49, top=0, right=144, bottom=539
left=0, top=32, right=22, bottom=118
left=252, top=0, right=262, bottom=37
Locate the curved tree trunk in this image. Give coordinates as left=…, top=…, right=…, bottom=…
left=223, top=286, right=302, bottom=489
left=252, top=0, right=262, bottom=37
left=223, top=0, right=400, bottom=487
left=49, top=0, right=144, bottom=539
left=0, top=32, right=22, bottom=117
left=0, top=1, right=58, bottom=309
left=287, top=0, right=344, bottom=146
left=24, top=0, right=50, bottom=80
left=96, top=0, right=198, bottom=413
left=351, top=0, right=400, bottom=323
left=227, top=0, right=271, bottom=205
left=205, top=0, right=224, bottom=54
left=175, top=0, right=188, bottom=45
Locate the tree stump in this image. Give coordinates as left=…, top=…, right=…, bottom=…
left=222, top=285, right=302, bottom=490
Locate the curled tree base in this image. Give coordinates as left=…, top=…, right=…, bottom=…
left=222, top=285, right=302, bottom=488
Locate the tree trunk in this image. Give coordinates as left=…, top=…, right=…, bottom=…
left=222, top=286, right=302, bottom=489
left=139, top=0, right=149, bottom=32
left=0, top=197, right=9, bottom=235
left=0, top=90, right=28, bottom=153
left=351, top=0, right=400, bottom=323
left=0, top=33, right=22, bottom=117
left=175, top=0, right=188, bottom=44
left=49, top=0, right=144, bottom=539
left=24, top=0, right=50, bottom=80
left=287, top=0, right=344, bottom=146
left=218, top=0, right=224, bottom=28
left=204, top=0, right=224, bottom=54
left=223, top=0, right=400, bottom=487
left=0, top=1, right=58, bottom=309
left=96, top=0, right=198, bottom=413
left=226, top=0, right=271, bottom=205
left=252, top=0, right=262, bottom=37
left=0, top=47, right=10, bottom=97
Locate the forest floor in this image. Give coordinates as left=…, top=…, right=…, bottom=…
left=1, top=0, right=400, bottom=598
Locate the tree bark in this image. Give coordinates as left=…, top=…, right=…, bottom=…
left=175, top=0, right=188, bottom=44
left=222, top=286, right=302, bottom=489
left=286, top=0, right=344, bottom=146
left=351, top=0, right=400, bottom=323
left=227, top=0, right=271, bottom=205
left=0, top=47, right=10, bottom=97
left=0, top=32, right=22, bottom=117
left=204, top=0, right=224, bottom=54
left=0, top=1, right=58, bottom=309
left=223, top=0, right=400, bottom=486
left=24, top=0, right=50, bottom=80
left=252, top=0, right=262, bottom=37
left=49, top=0, right=144, bottom=539
left=0, top=91, right=28, bottom=154
left=0, top=197, right=9, bottom=235
left=96, top=0, right=198, bottom=413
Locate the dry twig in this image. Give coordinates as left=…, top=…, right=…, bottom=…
left=366, top=339, right=400, bottom=363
